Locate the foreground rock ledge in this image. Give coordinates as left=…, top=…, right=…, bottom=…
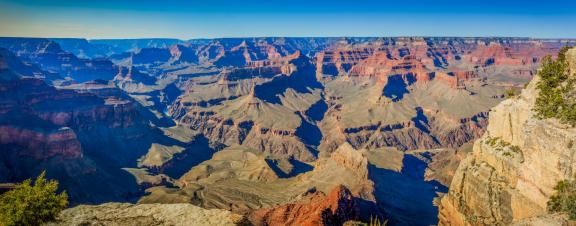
left=46, top=203, right=249, bottom=226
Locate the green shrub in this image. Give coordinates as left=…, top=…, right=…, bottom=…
left=548, top=178, right=576, bottom=219
left=510, top=145, right=521, bottom=153
left=0, top=171, right=68, bottom=226
left=369, top=216, right=388, bottom=226
left=485, top=136, right=500, bottom=146
left=534, top=46, right=576, bottom=126
left=506, top=88, right=518, bottom=98
left=485, top=136, right=512, bottom=148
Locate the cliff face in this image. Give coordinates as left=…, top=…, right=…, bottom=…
left=438, top=48, right=576, bottom=225
left=0, top=126, right=82, bottom=160
left=0, top=50, right=165, bottom=204
left=0, top=76, right=148, bottom=203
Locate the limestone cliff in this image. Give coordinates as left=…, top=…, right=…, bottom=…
left=438, top=48, right=576, bottom=225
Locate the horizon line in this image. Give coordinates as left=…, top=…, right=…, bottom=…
left=2, top=36, right=576, bottom=41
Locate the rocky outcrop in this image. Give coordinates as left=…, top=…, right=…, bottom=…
left=330, top=144, right=369, bottom=179
left=438, top=48, right=576, bottom=225
left=249, top=185, right=358, bottom=226
left=48, top=203, right=248, bottom=226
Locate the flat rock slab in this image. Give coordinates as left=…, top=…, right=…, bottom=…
left=46, top=203, right=249, bottom=226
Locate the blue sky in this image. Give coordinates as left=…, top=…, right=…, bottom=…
left=0, top=0, right=575, bottom=39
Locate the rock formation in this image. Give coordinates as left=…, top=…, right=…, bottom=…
left=438, top=47, right=576, bottom=225
left=249, top=185, right=358, bottom=226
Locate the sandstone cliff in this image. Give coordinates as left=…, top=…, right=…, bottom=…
left=438, top=48, right=576, bottom=225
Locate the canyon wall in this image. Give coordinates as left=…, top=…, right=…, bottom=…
left=438, top=48, right=576, bottom=225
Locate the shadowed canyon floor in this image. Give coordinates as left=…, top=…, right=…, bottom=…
left=1, top=37, right=575, bottom=225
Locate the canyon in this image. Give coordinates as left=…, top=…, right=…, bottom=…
left=1, top=37, right=575, bottom=225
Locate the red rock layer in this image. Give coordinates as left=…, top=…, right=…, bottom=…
left=249, top=185, right=358, bottom=226
left=0, top=74, right=144, bottom=161
left=0, top=126, right=82, bottom=159
left=315, top=39, right=564, bottom=88
left=316, top=48, right=375, bottom=77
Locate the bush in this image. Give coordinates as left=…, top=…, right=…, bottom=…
left=548, top=178, right=576, bottom=219
left=369, top=216, right=388, bottom=226
left=534, top=46, right=576, bottom=126
left=510, top=145, right=521, bottom=153
left=506, top=87, right=518, bottom=98
left=343, top=216, right=388, bottom=226
left=0, top=171, right=68, bottom=226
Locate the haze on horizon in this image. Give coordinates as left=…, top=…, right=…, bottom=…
left=0, top=0, right=575, bottom=39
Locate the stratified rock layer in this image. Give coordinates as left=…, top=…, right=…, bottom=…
left=438, top=48, right=576, bottom=225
